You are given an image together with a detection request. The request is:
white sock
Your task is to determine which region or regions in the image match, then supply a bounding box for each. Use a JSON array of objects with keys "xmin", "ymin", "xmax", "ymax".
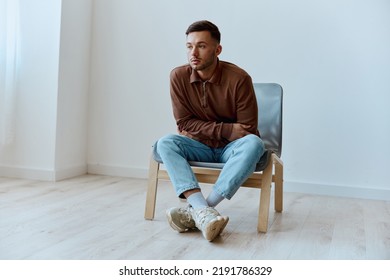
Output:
[
  {"xmin": 187, "ymin": 192, "xmax": 209, "ymax": 210},
  {"xmin": 206, "ymin": 190, "xmax": 225, "ymax": 207}
]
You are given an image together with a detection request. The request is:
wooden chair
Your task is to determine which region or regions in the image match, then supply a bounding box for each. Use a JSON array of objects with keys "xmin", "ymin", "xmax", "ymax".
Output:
[{"xmin": 144, "ymin": 83, "xmax": 283, "ymax": 233}]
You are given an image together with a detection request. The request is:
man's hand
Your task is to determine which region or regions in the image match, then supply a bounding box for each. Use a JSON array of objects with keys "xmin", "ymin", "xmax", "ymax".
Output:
[{"xmin": 228, "ymin": 123, "xmax": 252, "ymax": 141}]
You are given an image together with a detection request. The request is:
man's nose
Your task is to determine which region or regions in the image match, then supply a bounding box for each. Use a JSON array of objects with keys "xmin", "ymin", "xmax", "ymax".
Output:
[{"xmin": 191, "ymin": 47, "xmax": 199, "ymax": 56}]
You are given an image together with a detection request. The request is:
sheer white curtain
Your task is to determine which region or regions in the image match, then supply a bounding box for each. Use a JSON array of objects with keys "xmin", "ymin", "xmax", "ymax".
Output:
[{"xmin": 0, "ymin": 0, "xmax": 20, "ymax": 147}]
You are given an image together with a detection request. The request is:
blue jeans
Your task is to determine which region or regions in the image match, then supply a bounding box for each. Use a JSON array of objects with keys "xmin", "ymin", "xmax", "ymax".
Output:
[{"xmin": 155, "ymin": 134, "xmax": 265, "ymax": 200}]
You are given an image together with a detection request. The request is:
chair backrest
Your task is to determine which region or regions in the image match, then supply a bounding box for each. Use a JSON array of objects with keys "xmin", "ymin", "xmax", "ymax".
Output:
[{"xmin": 254, "ymin": 83, "xmax": 283, "ymax": 157}]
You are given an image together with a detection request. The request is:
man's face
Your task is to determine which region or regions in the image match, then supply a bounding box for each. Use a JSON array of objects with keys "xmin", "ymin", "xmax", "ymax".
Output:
[{"xmin": 186, "ymin": 31, "xmax": 222, "ymax": 72}]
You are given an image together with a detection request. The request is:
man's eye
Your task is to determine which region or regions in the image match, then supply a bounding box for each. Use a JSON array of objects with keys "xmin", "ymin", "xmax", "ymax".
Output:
[{"xmin": 199, "ymin": 45, "xmax": 206, "ymax": 49}]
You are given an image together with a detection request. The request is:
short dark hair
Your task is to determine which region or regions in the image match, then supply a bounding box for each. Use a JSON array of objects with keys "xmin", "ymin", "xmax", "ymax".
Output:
[{"xmin": 185, "ymin": 20, "xmax": 221, "ymax": 43}]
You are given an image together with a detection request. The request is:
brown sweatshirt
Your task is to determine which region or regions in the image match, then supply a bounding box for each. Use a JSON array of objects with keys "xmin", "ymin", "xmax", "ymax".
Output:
[{"xmin": 170, "ymin": 60, "xmax": 260, "ymax": 148}]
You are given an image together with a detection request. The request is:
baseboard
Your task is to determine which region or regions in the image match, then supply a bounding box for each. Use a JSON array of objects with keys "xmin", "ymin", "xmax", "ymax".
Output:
[
  {"xmin": 284, "ymin": 180, "xmax": 390, "ymax": 201},
  {"xmin": 54, "ymin": 164, "xmax": 88, "ymax": 181},
  {"xmin": 0, "ymin": 164, "xmax": 54, "ymax": 181},
  {"xmin": 87, "ymin": 163, "xmax": 148, "ymax": 179},
  {"xmin": 0, "ymin": 164, "xmax": 87, "ymax": 181}
]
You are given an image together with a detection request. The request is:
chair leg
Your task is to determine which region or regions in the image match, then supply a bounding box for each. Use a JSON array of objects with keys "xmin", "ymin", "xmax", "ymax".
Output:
[
  {"xmin": 273, "ymin": 155, "xmax": 283, "ymax": 213},
  {"xmin": 144, "ymin": 156, "xmax": 160, "ymax": 220},
  {"xmin": 257, "ymin": 159, "xmax": 273, "ymax": 233}
]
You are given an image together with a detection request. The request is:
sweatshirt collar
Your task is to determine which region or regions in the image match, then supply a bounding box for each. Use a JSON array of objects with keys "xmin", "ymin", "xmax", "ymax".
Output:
[{"xmin": 190, "ymin": 59, "xmax": 222, "ymax": 84}]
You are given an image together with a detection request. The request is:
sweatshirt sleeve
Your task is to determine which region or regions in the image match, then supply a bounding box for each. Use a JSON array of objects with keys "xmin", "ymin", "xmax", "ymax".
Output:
[{"xmin": 236, "ymin": 75, "xmax": 259, "ymax": 134}]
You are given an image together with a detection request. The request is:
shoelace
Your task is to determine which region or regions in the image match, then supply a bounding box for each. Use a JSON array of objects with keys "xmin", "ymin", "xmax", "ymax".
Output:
[
  {"xmin": 178, "ymin": 207, "xmax": 193, "ymax": 223},
  {"xmin": 195, "ymin": 207, "xmax": 217, "ymax": 228}
]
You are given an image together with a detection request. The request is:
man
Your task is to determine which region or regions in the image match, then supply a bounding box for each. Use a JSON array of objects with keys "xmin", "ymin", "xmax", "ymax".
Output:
[{"xmin": 155, "ymin": 20, "xmax": 265, "ymax": 242}]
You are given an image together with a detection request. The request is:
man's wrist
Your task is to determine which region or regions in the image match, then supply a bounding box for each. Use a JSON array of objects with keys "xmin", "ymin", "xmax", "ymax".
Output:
[{"xmin": 221, "ymin": 123, "xmax": 233, "ymax": 140}]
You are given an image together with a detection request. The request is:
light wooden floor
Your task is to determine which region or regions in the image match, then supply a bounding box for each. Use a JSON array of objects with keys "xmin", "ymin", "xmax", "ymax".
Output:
[{"xmin": 0, "ymin": 174, "xmax": 389, "ymax": 260}]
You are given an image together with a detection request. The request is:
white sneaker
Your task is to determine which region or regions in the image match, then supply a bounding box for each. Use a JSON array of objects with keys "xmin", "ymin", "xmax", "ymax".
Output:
[
  {"xmin": 190, "ymin": 207, "xmax": 229, "ymax": 241},
  {"xmin": 166, "ymin": 206, "xmax": 196, "ymax": 233}
]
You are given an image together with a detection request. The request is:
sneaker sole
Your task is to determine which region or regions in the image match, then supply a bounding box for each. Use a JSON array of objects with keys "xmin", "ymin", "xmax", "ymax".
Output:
[{"xmin": 204, "ymin": 216, "xmax": 229, "ymax": 242}]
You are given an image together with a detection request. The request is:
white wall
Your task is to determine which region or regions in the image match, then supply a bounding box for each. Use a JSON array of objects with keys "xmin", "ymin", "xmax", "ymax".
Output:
[
  {"xmin": 0, "ymin": 0, "xmax": 62, "ymax": 179},
  {"xmin": 88, "ymin": 0, "xmax": 390, "ymax": 200},
  {"xmin": 88, "ymin": 0, "xmax": 178, "ymax": 177},
  {"xmin": 0, "ymin": 0, "xmax": 92, "ymax": 180},
  {"xmin": 55, "ymin": 0, "xmax": 92, "ymax": 180},
  {"xmin": 0, "ymin": 0, "xmax": 6, "ymax": 131}
]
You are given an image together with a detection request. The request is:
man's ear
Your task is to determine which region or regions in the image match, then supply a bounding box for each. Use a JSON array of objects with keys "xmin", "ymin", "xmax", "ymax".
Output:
[{"xmin": 216, "ymin": 44, "xmax": 222, "ymax": 56}]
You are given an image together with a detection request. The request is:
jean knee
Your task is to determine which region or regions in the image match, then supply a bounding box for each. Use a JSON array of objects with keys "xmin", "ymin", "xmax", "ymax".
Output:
[
  {"xmin": 244, "ymin": 135, "xmax": 265, "ymax": 158},
  {"xmin": 155, "ymin": 134, "xmax": 178, "ymax": 154},
  {"xmin": 246, "ymin": 134, "xmax": 264, "ymax": 148},
  {"xmin": 157, "ymin": 134, "xmax": 176, "ymax": 147}
]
